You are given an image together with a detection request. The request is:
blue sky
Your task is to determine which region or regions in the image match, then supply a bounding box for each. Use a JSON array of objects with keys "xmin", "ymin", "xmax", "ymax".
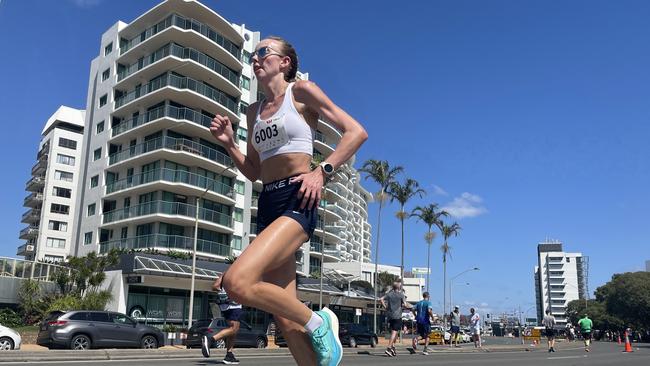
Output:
[{"xmin": 1, "ymin": 0, "xmax": 650, "ymax": 317}]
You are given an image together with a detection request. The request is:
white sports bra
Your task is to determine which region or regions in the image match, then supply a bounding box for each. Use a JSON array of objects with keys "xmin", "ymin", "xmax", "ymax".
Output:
[{"xmin": 251, "ymin": 82, "xmax": 314, "ymax": 162}]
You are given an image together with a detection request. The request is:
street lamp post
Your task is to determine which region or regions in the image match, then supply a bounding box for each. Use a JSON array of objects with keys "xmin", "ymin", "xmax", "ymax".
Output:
[
  {"xmin": 448, "ymin": 267, "xmax": 479, "ymax": 313},
  {"xmin": 449, "ymin": 282, "xmax": 470, "ymax": 313},
  {"xmin": 188, "ymin": 186, "xmax": 210, "ymax": 329}
]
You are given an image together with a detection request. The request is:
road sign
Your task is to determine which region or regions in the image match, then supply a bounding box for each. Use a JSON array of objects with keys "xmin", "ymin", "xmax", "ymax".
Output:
[{"xmin": 411, "ymin": 267, "xmax": 430, "ymax": 275}]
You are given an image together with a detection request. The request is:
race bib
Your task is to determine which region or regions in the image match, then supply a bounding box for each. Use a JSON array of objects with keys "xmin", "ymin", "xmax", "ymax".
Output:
[{"xmin": 253, "ymin": 114, "xmax": 289, "ymax": 152}]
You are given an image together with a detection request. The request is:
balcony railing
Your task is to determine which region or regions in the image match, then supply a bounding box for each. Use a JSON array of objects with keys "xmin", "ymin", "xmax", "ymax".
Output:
[
  {"xmin": 22, "ymin": 209, "xmax": 41, "ymax": 221},
  {"xmin": 118, "ymin": 42, "xmax": 240, "ymax": 87},
  {"xmin": 103, "ymin": 200, "xmax": 233, "ymax": 228},
  {"xmin": 99, "ymin": 234, "xmax": 232, "ymax": 257},
  {"xmin": 251, "ymin": 197, "xmax": 259, "ymax": 207},
  {"xmin": 315, "ymin": 131, "xmax": 336, "ymax": 150},
  {"xmin": 114, "ymin": 73, "xmax": 238, "ymax": 114},
  {"xmin": 26, "ymin": 176, "xmax": 45, "ymax": 189},
  {"xmin": 19, "ymin": 226, "xmax": 39, "ymax": 238},
  {"xmin": 109, "ymin": 135, "xmax": 232, "ymax": 167},
  {"xmin": 113, "ymin": 104, "xmax": 213, "ymax": 137},
  {"xmin": 106, "ymin": 168, "xmax": 234, "ymax": 199},
  {"xmin": 120, "ymin": 14, "xmax": 241, "ymax": 61},
  {"xmin": 24, "ymin": 193, "xmax": 44, "ymax": 206},
  {"xmin": 250, "ymin": 223, "xmax": 258, "ymax": 235}
]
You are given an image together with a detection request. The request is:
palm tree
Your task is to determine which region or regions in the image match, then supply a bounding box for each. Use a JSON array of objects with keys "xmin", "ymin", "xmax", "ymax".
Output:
[
  {"xmin": 388, "ymin": 178, "xmax": 426, "ymax": 280},
  {"xmin": 438, "ymin": 221, "xmax": 461, "ymax": 322},
  {"xmin": 411, "ymin": 204, "xmax": 448, "ymax": 293},
  {"xmin": 359, "ymin": 159, "xmax": 403, "ymax": 334}
]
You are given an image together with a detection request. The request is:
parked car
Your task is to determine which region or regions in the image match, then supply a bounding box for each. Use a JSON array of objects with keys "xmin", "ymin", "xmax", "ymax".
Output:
[
  {"xmin": 0, "ymin": 324, "xmax": 21, "ymax": 350},
  {"xmin": 275, "ymin": 323, "xmax": 377, "ymax": 348},
  {"xmin": 184, "ymin": 318, "xmax": 268, "ymax": 349},
  {"xmin": 37, "ymin": 310, "xmax": 164, "ymax": 350},
  {"xmin": 428, "ymin": 326, "xmax": 451, "ymax": 345}
]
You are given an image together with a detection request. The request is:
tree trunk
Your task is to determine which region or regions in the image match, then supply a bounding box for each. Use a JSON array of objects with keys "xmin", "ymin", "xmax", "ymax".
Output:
[
  {"xmin": 373, "ymin": 197, "xmax": 384, "ymax": 335},
  {"xmin": 443, "ymin": 246, "xmax": 447, "ymax": 326},
  {"xmin": 426, "ymin": 229, "xmax": 431, "ymax": 294},
  {"xmin": 400, "ymin": 206, "xmax": 405, "ymax": 281}
]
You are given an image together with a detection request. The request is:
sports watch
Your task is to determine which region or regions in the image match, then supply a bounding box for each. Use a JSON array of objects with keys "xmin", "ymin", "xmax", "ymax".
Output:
[{"xmin": 319, "ymin": 161, "xmax": 335, "ymax": 176}]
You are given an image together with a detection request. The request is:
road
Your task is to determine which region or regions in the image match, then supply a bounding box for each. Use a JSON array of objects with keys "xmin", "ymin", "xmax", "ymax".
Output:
[{"xmin": 2, "ymin": 342, "xmax": 647, "ymax": 365}]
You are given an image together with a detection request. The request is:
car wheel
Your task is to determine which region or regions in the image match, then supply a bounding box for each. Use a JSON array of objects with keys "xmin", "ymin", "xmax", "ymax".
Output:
[
  {"xmin": 256, "ymin": 337, "xmax": 267, "ymax": 349},
  {"xmin": 349, "ymin": 337, "xmax": 358, "ymax": 348},
  {"xmin": 213, "ymin": 339, "xmax": 225, "ymax": 349},
  {"xmin": 0, "ymin": 337, "xmax": 14, "ymax": 351},
  {"xmin": 70, "ymin": 335, "xmax": 91, "ymax": 350},
  {"xmin": 141, "ymin": 335, "xmax": 158, "ymax": 349},
  {"xmin": 129, "ymin": 306, "xmax": 145, "ymax": 319},
  {"xmin": 370, "ymin": 336, "xmax": 378, "ymax": 348}
]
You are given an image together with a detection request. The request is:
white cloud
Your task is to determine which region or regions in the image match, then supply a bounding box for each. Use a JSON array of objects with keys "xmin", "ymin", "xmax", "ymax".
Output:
[
  {"xmin": 432, "ymin": 184, "xmax": 448, "ymax": 196},
  {"xmin": 442, "ymin": 192, "xmax": 488, "ymax": 219},
  {"xmin": 71, "ymin": 0, "xmax": 102, "ymax": 7}
]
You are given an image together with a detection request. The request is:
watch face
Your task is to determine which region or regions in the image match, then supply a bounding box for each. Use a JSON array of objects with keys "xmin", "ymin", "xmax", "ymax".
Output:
[{"xmin": 322, "ymin": 163, "xmax": 334, "ymax": 174}]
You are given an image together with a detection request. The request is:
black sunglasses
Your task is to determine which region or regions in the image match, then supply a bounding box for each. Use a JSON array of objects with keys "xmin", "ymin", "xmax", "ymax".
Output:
[{"xmin": 248, "ymin": 46, "xmax": 283, "ymax": 64}]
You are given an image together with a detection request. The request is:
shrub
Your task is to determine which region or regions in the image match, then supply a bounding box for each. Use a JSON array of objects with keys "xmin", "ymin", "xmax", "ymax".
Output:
[{"xmin": 0, "ymin": 308, "xmax": 23, "ymax": 328}]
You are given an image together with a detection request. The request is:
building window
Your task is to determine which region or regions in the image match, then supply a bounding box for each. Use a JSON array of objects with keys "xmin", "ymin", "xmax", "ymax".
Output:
[
  {"xmin": 104, "ymin": 42, "xmax": 113, "ymax": 56},
  {"xmin": 232, "ymin": 235, "xmax": 242, "ymax": 250},
  {"xmin": 93, "ymin": 148, "xmax": 102, "ymax": 161},
  {"xmin": 96, "ymin": 121, "xmax": 105, "ymax": 134},
  {"xmin": 56, "ymin": 154, "xmax": 75, "ymax": 166},
  {"xmin": 58, "ymin": 137, "xmax": 77, "ymax": 150},
  {"xmin": 87, "ymin": 203, "xmax": 96, "ymax": 216},
  {"xmin": 236, "ymin": 127, "xmax": 247, "ymax": 142},
  {"xmin": 50, "ymin": 203, "xmax": 70, "ymax": 215},
  {"xmin": 241, "ymin": 50, "xmax": 251, "ymax": 63},
  {"xmin": 46, "ymin": 237, "xmax": 66, "ymax": 248},
  {"xmin": 54, "ymin": 170, "xmax": 73, "ymax": 182},
  {"xmin": 99, "ymin": 94, "xmax": 107, "ymax": 107},
  {"xmin": 52, "ymin": 186, "xmax": 72, "ymax": 198},
  {"xmin": 234, "ymin": 180, "xmax": 245, "ymax": 195},
  {"xmin": 566, "ymin": 257, "xmax": 571, "ymax": 263},
  {"xmin": 90, "ymin": 175, "xmax": 99, "ymax": 188},
  {"xmin": 102, "ymin": 68, "xmax": 110, "ymax": 81},
  {"xmin": 234, "ymin": 208, "xmax": 243, "ymax": 222},
  {"xmin": 84, "ymin": 232, "xmax": 93, "ymax": 245},
  {"xmin": 239, "ymin": 101, "xmax": 249, "ymax": 115},
  {"xmin": 48, "ymin": 220, "xmax": 68, "ymax": 232},
  {"xmin": 240, "ymin": 76, "xmax": 250, "ymax": 90}
]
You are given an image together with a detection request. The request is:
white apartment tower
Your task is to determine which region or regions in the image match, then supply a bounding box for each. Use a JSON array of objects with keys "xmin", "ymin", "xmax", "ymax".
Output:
[
  {"xmin": 12, "ymin": 0, "xmax": 373, "ymax": 277},
  {"xmin": 19, "ymin": 106, "xmax": 85, "ymax": 262},
  {"xmin": 534, "ymin": 240, "xmax": 588, "ymax": 325}
]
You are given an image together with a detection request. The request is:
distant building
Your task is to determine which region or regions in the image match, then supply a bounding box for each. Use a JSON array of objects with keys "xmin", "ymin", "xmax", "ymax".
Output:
[{"xmin": 534, "ymin": 240, "xmax": 588, "ymax": 326}]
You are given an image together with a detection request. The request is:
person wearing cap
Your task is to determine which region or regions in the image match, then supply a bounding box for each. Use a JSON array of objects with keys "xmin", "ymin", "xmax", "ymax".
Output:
[{"xmin": 449, "ymin": 305, "xmax": 461, "ymax": 347}]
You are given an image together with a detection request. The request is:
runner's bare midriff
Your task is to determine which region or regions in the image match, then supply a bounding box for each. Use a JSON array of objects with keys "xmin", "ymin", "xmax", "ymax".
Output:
[{"xmin": 260, "ymin": 152, "xmax": 312, "ymax": 183}]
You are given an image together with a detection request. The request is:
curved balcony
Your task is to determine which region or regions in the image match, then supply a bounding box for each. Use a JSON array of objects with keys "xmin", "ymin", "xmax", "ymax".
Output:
[
  {"xmin": 114, "ymin": 73, "xmax": 239, "ymax": 123},
  {"xmin": 324, "ymin": 186, "xmax": 346, "ymax": 203},
  {"xmin": 108, "ymin": 136, "xmax": 234, "ymax": 176},
  {"xmin": 314, "ymin": 131, "xmax": 336, "ymax": 155},
  {"xmin": 120, "ymin": 13, "xmax": 242, "ymax": 71},
  {"xmin": 317, "ymin": 119, "xmax": 342, "ymax": 139},
  {"xmin": 105, "ymin": 168, "xmax": 235, "ymax": 205},
  {"xmin": 250, "ymin": 196, "xmax": 259, "ymax": 214},
  {"xmin": 103, "ymin": 200, "xmax": 234, "ymax": 233},
  {"xmin": 19, "ymin": 226, "xmax": 39, "ymax": 240},
  {"xmin": 111, "ymin": 104, "xmax": 224, "ymax": 145},
  {"xmin": 117, "ymin": 42, "xmax": 240, "ymax": 98},
  {"xmin": 99, "ymin": 234, "xmax": 233, "ymax": 259}
]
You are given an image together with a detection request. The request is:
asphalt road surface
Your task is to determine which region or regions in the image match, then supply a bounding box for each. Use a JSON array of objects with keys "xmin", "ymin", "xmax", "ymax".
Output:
[{"xmin": 2, "ymin": 342, "xmax": 648, "ymax": 365}]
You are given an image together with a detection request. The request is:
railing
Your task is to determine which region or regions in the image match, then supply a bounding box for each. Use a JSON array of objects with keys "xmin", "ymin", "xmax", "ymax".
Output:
[
  {"xmin": 114, "ymin": 73, "xmax": 238, "ymax": 114},
  {"xmin": 112, "ymin": 104, "xmax": 214, "ymax": 137},
  {"xmin": 118, "ymin": 42, "xmax": 240, "ymax": 87},
  {"xmin": 106, "ymin": 168, "xmax": 234, "ymax": 199},
  {"xmin": 120, "ymin": 14, "xmax": 241, "ymax": 61},
  {"xmin": 21, "ymin": 209, "xmax": 41, "ymax": 221},
  {"xmin": 31, "ymin": 158, "xmax": 47, "ymax": 175},
  {"xmin": 315, "ymin": 131, "xmax": 336, "ymax": 150},
  {"xmin": 108, "ymin": 135, "xmax": 232, "ymax": 167},
  {"xmin": 99, "ymin": 234, "xmax": 232, "ymax": 257},
  {"xmin": 310, "ymin": 242, "xmax": 322, "ymax": 253},
  {"xmin": 250, "ymin": 223, "xmax": 258, "ymax": 235},
  {"xmin": 26, "ymin": 176, "xmax": 45, "ymax": 187},
  {"xmin": 19, "ymin": 226, "xmax": 39, "ymax": 237},
  {"xmin": 23, "ymin": 193, "xmax": 43, "ymax": 206},
  {"xmin": 103, "ymin": 200, "xmax": 234, "ymax": 228},
  {"xmin": 251, "ymin": 197, "xmax": 259, "ymax": 207},
  {"xmin": 0, "ymin": 256, "xmax": 70, "ymax": 281}
]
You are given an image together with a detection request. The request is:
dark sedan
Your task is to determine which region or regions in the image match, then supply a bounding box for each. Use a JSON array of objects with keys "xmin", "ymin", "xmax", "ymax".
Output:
[
  {"xmin": 37, "ymin": 311, "xmax": 164, "ymax": 350},
  {"xmin": 184, "ymin": 318, "xmax": 268, "ymax": 349},
  {"xmin": 275, "ymin": 323, "xmax": 377, "ymax": 348}
]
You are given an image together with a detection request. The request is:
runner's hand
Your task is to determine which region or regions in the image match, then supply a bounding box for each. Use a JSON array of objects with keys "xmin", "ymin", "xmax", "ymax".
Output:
[
  {"xmin": 211, "ymin": 276, "xmax": 223, "ymax": 292},
  {"xmin": 210, "ymin": 115, "xmax": 235, "ymax": 146},
  {"xmin": 290, "ymin": 169, "xmax": 325, "ymax": 210}
]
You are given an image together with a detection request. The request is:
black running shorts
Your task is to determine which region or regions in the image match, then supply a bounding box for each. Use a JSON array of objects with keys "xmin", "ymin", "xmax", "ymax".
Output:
[{"xmin": 257, "ymin": 176, "xmax": 318, "ymax": 238}]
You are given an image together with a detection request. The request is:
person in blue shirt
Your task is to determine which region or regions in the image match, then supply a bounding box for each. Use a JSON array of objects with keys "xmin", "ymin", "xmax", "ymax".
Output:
[{"xmin": 411, "ymin": 292, "xmax": 434, "ymax": 355}]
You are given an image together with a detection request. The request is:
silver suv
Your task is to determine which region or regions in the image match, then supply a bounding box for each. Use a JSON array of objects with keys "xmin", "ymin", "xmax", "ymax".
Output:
[{"xmin": 37, "ymin": 310, "xmax": 164, "ymax": 350}]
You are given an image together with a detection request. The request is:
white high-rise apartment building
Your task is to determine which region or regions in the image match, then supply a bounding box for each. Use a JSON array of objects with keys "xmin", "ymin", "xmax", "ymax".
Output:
[
  {"xmin": 19, "ymin": 106, "xmax": 85, "ymax": 263},
  {"xmin": 534, "ymin": 240, "xmax": 588, "ymax": 325},
  {"xmin": 17, "ymin": 0, "xmax": 371, "ymax": 278}
]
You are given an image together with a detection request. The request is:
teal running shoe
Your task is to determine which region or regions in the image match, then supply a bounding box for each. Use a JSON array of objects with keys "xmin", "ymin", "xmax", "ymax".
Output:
[{"xmin": 309, "ymin": 307, "xmax": 343, "ymax": 366}]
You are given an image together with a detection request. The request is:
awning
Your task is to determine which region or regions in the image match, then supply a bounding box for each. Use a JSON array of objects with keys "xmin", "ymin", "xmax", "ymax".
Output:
[{"xmin": 133, "ymin": 256, "xmax": 222, "ymax": 280}]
